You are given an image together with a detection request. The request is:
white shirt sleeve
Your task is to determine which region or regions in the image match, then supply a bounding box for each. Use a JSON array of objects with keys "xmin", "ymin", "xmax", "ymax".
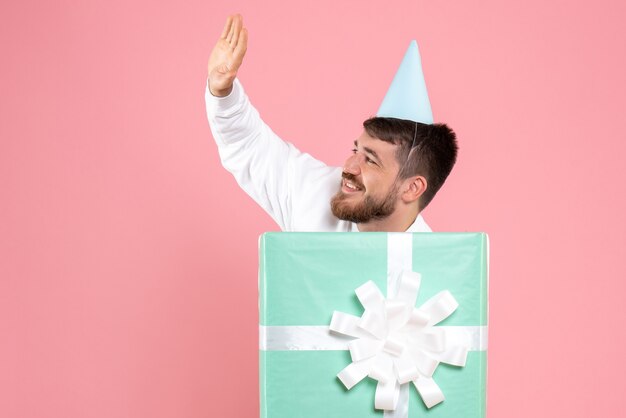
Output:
[{"xmin": 205, "ymin": 79, "xmax": 334, "ymax": 231}]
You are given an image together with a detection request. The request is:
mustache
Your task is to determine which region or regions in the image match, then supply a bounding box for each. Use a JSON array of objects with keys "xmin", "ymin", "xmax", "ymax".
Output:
[{"xmin": 341, "ymin": 172, "xmax": 364, "ymax": 190}]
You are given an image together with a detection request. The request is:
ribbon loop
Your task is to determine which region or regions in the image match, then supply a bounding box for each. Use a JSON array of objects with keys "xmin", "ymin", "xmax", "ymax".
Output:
[
  {"xmin": 355, "ymin": 280, "xmax": 385, "ymax": 311},
  {"xmin": 394, "ymin": 271, "xmax": 421, "ymax": 307},
  {"xmin": 369, "ymin": 355, "xmax": 394, "ymax": 383},
  {"xmin": 394, "ymin": 352, "xmax": 420, "ymax": 384},
  {"xmin": 375, "ymin": 380, "xmax": 400, "ymax": 411},
  {"xmin": 383, "ymin": 336, "xmax": 404, "ymax": 357},
  {"xmin": 414, "ymin": 377, "xmax": 445, "ymax": 408},
  {"xmin": 410, "ymin": 349, "xmax": 439, "ymax": 377},
  {"xmin": 385, "ymin": 300, "xmax": 410, "ymax": 332},
  {"xmin": 406, "ymin": 308, "xmax": 430, "ymax": 329},
  {"xmin": 330, "ymin": 311, "xmax": 362, "ymax": 337},
  {"xmin": 338, "ymin": 360, "xmax": 372, "ymax": 389},
  {"xmin": 358, "ymin": 310, "xmax": 388, "ymax": 339},
  {"xmin": 349, "ymin": 338, "xmax": 384, "ymax": 362},
  {"xmin": 420, "ymin": 290, "xmax": 459, "ymax": 326}
]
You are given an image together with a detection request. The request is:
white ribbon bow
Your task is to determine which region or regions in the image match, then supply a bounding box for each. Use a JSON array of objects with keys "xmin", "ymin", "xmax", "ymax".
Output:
[{"xmin": 329, "ymin": 271, "xmax": 469, "ymax": 411}]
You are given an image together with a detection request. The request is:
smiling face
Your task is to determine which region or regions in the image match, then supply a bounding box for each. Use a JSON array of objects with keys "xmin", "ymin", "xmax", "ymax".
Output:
[{"xmin": 330, "ymin": 131, "xmax": 402, "ymax": 223}]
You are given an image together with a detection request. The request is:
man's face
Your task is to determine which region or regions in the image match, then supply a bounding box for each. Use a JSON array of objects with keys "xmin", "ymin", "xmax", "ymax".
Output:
[{"xmin": 331, "ymin": 131, "xmax": 402, "ymax": 223}]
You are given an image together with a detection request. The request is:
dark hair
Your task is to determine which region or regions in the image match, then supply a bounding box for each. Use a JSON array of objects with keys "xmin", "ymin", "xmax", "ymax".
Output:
[{"xmin": 363, "ymin": 117, "xmax": 458, "ymax": 211}]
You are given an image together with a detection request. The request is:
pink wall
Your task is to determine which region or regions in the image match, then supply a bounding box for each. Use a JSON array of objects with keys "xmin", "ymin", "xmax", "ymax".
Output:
[{"xmin": 2, "ymin": 1, "xmax": 625, "ymax": 417}]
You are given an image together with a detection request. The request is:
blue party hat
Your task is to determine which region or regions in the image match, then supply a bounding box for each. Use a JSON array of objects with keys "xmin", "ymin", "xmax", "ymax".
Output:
[{"xmin": 376, "ymin": 40, "xmax": 433, "ymax": 124}]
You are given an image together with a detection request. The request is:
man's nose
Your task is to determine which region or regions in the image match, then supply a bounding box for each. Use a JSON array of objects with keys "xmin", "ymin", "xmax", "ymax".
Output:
[{"xmin": 343, "ymin": 153, "xmax": 362, "ymax": 175}]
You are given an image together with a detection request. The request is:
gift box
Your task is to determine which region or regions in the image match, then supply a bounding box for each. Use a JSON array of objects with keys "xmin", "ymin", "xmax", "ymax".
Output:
[{"xmin": 259, "ymin": 232, "xmax": 488, "ymax": 418}]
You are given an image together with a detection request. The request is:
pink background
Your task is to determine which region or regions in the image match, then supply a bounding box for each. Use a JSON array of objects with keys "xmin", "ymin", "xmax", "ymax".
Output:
[{"xmin": 2, "ymin": 0, "xmax": 625, "ymax": 417}]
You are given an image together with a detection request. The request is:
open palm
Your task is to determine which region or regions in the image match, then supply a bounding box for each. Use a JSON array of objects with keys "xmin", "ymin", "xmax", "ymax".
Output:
[{"xmin": 208, "ymin": 14, "xmax": 248, "ymax": 97}]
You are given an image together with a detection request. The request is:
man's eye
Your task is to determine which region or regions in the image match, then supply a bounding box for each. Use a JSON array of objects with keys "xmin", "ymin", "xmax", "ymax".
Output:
[{"xmin": 352, "ymin": 149, "xmax": 377, "ymax": 165}]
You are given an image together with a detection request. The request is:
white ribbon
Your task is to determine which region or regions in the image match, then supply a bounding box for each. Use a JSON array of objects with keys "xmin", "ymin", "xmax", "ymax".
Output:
[
  {"xmin": 330, "ymin": 273, "xmax": 469, "ymax": 412},
  {"xmin": 260, "ymin": 325, "xmax": 486, "ymax": 352},
  {"xmin": 259, "ymin": 233, "xmax": 486, "ymax": 417}
]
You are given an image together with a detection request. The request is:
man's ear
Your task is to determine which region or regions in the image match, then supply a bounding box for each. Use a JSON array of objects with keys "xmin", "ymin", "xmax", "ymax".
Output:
[{"xmin": 400, "ymin": 176, "xmax": 427, "ymax": 204}]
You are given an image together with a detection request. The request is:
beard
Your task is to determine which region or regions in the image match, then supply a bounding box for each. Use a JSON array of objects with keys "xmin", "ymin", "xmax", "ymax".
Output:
[{"xmin": 330, "ymin": 173, "xmax": 399, "ymax": 224}]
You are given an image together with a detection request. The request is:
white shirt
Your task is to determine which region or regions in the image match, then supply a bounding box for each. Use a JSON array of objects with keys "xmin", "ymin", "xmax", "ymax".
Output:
[{"xmin": 205, "ymin": 79, "xmax": 431, "ymax": 233}]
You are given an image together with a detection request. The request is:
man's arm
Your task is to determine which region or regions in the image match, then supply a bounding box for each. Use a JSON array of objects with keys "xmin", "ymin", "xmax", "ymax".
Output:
[{"xmin": 206, "ymin": 15, "xmax": 334, "ymax": 231}]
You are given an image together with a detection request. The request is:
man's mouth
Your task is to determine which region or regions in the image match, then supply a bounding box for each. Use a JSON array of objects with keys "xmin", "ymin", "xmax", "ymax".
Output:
[{"xmin": 342, "ymin": 178, "xmax": 364, "ymax": 193}]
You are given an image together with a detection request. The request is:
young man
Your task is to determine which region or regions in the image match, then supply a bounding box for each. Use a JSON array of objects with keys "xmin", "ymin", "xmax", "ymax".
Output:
[{"xmin": 206, "ymin": 14, "xmax": 458, "ymax": 232}]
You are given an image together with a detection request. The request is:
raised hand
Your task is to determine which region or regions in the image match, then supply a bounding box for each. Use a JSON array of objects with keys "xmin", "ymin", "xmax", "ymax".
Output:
[{"xmin": 208, "ymin": 14, "xmax": 248, "ymax": 97}]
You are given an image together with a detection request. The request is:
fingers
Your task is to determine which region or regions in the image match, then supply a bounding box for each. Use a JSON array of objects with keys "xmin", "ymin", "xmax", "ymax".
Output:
[
  {"xmin": 220, "ymin": 15, "xmax": 232, "ymax": 39},
  {"xmin": 226, "ymin": 13, "xmax": 241, "ymax": 44},
  {"xmin": 232, "ymin": 27, "xmax": 248, "ymax": 67},
  {"xmin": 230, "ymin": 14, "xmax": 243, "ymax": 47}
]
